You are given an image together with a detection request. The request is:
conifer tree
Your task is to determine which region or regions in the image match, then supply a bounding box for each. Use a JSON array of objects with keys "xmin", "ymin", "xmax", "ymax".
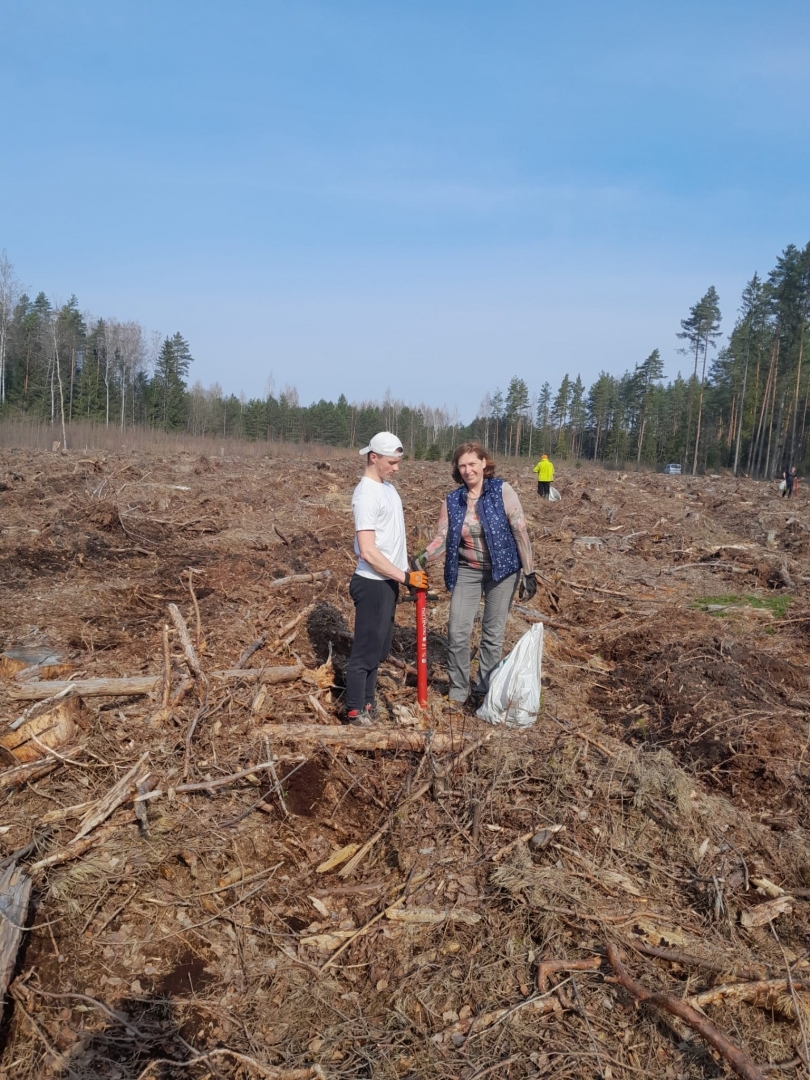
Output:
[
  {"xmin": 677, "ymin": 287, "xmax": 722, "ymax": 474},
  {"xmin": 151, "ymin": 332, "xmax": 192, "ymax": 431},
  {"xmin": 505, "ymin": 376, "xmax": 529, "ymax": 455}
]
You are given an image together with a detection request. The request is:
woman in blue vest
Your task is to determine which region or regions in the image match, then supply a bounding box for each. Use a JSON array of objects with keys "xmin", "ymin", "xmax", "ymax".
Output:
[{"xmin": 414, "ymin": 441, "xmax": 536, "ymax": 706}]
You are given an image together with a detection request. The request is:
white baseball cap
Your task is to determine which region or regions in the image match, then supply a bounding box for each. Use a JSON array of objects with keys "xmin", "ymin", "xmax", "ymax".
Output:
[{"xmin": 359, "ymin": 432, "xmax": 403, "ymax": 457}]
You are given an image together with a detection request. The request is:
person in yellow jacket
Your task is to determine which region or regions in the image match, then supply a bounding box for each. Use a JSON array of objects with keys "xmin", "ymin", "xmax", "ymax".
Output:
[{"xmin": 532, "ymin": 454, "xmax": 554, "ymax": 499}]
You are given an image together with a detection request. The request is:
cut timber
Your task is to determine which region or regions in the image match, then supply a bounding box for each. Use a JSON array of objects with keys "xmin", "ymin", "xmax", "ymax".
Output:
[
  {"xmin": 0, "ymin": 757, "xmax": 62, "ymax": 791},
  {"xmin": 0, "ymin": 646, "xmax": 73, "ymax": 682},
  {"xmin": 8, "ymin": 665, "xmax": 306, "ymax": 701},
  {"xmin": 386, "ymin": 906, "xmax": 481, "ymax": 925},
  {"xmin": 244, "ymin": 663, "xmax": 304, "ymax": 685},
  {"xmin": 0, "ymin": 697, "xmax": 81, "ymax": 763},
  {"xmin": 266, "ymin": 570, "xmax": 331, "ymax": 590},
  {"xmin": 258, "ymin": 724, "xmax": 464, "ymax": 752},
  {"xmin": 8, "ymin": 676, "xmax": 161, "ymax": 701},
  {"xmin": 0, "ymin": 864, "xmax": 31, "ymax": 1003}
]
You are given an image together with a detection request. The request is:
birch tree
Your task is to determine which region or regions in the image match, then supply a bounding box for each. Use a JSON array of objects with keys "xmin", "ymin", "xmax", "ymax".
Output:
[{"xmin": 0, "ymin": 251, "xmax": 21, "ymax": 405}]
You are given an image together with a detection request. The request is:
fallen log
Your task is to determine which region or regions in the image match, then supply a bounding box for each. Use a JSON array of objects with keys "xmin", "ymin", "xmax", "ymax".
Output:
[
  {"xmin": 0, "ymin": 757, "xmax": 62, "ymax": 791},
  {"xmin": 0, "ymin": 865, "xmax": 32, "ymax": 1003},
  {"xmin": 239, "ymin": 663, "xmax": 304, "ymax": 685},
  {"xmin": 7, "ymin": 665, "xmax": 305, "ymax": 701},
  {"xmin": 606, "ymin": 942, "xmax": 766, "ymax": 1080},
  {"xmin": 258, "ymin": 724, "xmax": 464, "ymax": 752},
  {"xmin": 266, "ymin": 570, "xmax": 331, "ymax": 590},
  {"xmin": 8, "ymin": 676, "xmax": 162, "ymax": 701}
]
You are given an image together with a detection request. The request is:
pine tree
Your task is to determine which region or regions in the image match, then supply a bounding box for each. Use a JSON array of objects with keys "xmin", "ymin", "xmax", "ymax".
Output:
[
  {"xmin": 58, "ymin": 297, "xmax": 86, "ymax": 423},
  {"xmin": 727, "ymin": 274, "xmax": 767, "ymax": 474},
  {"xmin": 630, "ymin": 349, "xmax": 664, "ymax": 466},
  {"xmin": 677, "ymin": 287, "xmax": 722, "ymax": 473},
  {"xmin": 568, "ymin": 375, "xmax": 586, "ymax": 459},
  {"xmin": 536, "ymin": 383, "xmax": 551, "ymax": 454},
  {"xmin": 586, "ymin": 373, "xmax": 615, "ymax": 461},
  {"xmin": 505, "ymin": 377, "xmax": 529, "ymax": 455},
  {"xmin": 551, "ymin": 375, "xmax": 571, "ymax": 455}
]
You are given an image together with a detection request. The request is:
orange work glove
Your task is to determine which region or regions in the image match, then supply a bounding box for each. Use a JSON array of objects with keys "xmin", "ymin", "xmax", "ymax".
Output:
[{"xmin": 404, "ymin": 569, "xmax": 429, "ymax": 590}]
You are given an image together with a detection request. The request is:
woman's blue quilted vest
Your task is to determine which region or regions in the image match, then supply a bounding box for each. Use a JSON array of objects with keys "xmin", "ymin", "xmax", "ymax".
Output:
[{"xmin": 444, "ymin": 477, "xmax": 521, "ymax": 591}]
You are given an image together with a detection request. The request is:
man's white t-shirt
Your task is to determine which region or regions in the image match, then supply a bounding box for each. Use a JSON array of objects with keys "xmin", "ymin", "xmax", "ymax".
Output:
[{"xmin": 352, "ymin": 477, "xmax": 408, "ymax": 581}]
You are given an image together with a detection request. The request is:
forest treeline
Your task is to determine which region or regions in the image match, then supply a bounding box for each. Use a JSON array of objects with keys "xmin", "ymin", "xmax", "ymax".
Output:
[{"xmin": 1, "ymin": 242, "xmax": 809, "ymax": 475}]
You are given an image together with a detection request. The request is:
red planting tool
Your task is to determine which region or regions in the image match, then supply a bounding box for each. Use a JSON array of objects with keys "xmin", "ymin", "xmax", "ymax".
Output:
[
  {"xmin": 401, "ymin": 586, "xmax": 437, "ymax": 709},
  {"xmin": 415, "ymin": 586, "xmax": 428, "ymax": 708}
]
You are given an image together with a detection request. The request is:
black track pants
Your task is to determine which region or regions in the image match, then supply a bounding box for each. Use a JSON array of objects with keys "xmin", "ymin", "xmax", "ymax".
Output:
[{"xmin": 346, "ymin": 574, "xmax": 398, "ymax": 711}]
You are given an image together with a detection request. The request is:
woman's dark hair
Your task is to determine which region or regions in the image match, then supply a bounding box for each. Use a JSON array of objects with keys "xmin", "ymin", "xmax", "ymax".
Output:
[{"xmin": 451, "ymin": 441, "xmax": 496, "ymax": 486}]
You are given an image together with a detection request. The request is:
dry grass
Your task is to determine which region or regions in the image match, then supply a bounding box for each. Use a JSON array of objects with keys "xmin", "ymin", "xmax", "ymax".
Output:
[{"xmin": 0, "ymin": 418, "xmax": 357, "ymax": 460}]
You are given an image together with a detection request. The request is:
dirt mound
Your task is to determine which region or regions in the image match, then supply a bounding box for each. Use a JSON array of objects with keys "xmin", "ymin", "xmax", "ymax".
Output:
[{"xmin": 592, "ymin": 611, "xmax": 810, "ymax": 816}]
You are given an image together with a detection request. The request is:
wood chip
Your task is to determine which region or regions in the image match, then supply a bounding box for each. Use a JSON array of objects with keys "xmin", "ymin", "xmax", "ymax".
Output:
[
  {"xmin": 740, "ymin": 894, "xmax": 793, "ymax": 928},
  {"xmin": 316, "ymin": 844, "xmax": 360, "ymax": 873}
]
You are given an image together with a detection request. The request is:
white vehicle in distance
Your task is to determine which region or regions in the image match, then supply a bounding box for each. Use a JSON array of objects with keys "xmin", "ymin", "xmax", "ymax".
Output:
[{"xmin": 663, "ymin": 463, "xmax": 682, "ymax": 475}]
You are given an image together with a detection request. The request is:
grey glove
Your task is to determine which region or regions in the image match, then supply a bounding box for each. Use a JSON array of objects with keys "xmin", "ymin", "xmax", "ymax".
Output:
[
  {"xmin": 409, "ymin": 552, "xmax": 427, "ymax": 571},
  {"xmin": 519, "ymin": 572, "xmax": 537, "ymax": 601}
]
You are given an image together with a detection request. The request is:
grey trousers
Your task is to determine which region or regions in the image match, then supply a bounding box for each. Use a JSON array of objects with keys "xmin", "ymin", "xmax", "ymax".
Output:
[{"xmin": 447, "ymin": 566, "xmax": 519, "ymax": 702}]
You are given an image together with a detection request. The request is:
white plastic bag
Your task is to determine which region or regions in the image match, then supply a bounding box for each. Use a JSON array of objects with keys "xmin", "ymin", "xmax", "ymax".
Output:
[
  {"xmin": 549, "ymin": 486, "xmax": 561, "ymax": 501},
  {"xmin": 779, "ymin": 479, "xmax": 787, "ymax": 492},
  {"xmin": 476, "ymin": 623, "xmax": 544, "ymax": 728}
]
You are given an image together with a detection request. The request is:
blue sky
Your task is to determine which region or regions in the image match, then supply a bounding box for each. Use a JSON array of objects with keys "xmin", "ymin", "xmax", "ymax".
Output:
[{"xmin": 3, "ymin": 0, "xmax": 810, "ymax": 418}]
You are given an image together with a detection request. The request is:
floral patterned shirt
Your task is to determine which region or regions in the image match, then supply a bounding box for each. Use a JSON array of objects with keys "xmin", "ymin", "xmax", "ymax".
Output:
[{"xmin": 423, "ymin": 482, "xmax": 533, "ymax": 574}]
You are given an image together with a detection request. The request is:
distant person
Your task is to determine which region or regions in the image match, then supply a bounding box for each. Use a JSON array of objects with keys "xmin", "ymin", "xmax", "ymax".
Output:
[
  {"xmin": 346, "ymin": 432, "xmax": 428, "ymax": 725},
  {"xmin": 782, "ymin": 466, "xmax": 795, "ymax": 499},
  {"xmin": 791, "ymin": 466, "xmax": 799, "ymax": 498},
  {"xmin": 532, "ymin": 454, "xmax": 554, "ymax": 499},
  {"xmin": 413, "ymin": 441, "xmax": 535, "ymax": 707}
]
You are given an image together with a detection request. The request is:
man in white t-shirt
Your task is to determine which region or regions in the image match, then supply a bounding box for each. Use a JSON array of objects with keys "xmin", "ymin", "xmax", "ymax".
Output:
[{"xmin": 346, "ymin": 432, "xmax": 428, "ymax": 725}]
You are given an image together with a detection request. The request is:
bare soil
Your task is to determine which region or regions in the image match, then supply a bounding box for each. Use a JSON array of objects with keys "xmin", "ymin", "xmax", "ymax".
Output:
[{"xmin": 2, "ymin": 447, "xmax": 810, "ymax": 1080}]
